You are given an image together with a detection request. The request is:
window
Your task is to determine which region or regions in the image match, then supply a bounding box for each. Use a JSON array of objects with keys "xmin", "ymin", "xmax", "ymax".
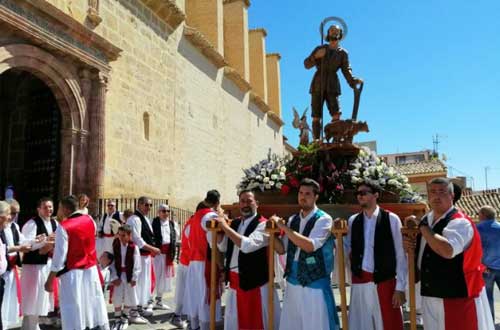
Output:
[{"xmin": 143, "ymin": 112, "xmax": 150, "ymax": 141}]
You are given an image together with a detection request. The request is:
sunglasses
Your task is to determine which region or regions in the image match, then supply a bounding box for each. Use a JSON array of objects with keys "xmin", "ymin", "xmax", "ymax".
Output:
[
  {"xmin": 356, "ymin": 190, "xmax": 373, "ymax": 196},
  {"xmin": 107, "ymin": 205, "xmax": 115, "ymax": 207},
  {"xmin": 144, "ymin": 203, "xmax": 153, "ymax": 207},
  {"xmin": 160, "ymin": 210, "xmax": 170, "ymax": 213}
]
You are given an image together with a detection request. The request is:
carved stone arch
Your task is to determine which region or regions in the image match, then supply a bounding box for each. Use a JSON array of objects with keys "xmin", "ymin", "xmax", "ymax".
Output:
[
  {"xmin": 0, "ymin": 43, "xmax": 90, "ymax": 197},
  {"xmin": 0, "ymin": 44, "xmax": 86, "ymax": 131}
]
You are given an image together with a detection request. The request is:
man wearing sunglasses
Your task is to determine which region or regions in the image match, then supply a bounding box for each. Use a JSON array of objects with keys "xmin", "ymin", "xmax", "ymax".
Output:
[
  {"xmin": 152, "ymin": 204, "xmax": 179, "ymax": 310},
  {"xmin": 97, "ymin": 200, "xmax": 121, "ymax": 256},
  {"xmin": 126, "ymin": 196, "xmax": 161, "ymax": 317},
  {"xmin": 345, "ymin": 180, "xmax": 407, "ymax": 330}
]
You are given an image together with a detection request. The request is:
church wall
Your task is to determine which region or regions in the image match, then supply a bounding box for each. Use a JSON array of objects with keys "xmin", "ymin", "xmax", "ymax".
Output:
[{"xmin": 36, "ymin": 0, "xmax": 284, "ymax": 209}]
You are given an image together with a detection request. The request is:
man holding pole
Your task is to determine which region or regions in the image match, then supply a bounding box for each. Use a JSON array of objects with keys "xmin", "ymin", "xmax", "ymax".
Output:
[
  {"xmin": 272, "ymin": 178, "xmax": 338, "ymax": 330},
  {"xmin": 345, "ymin": 180, "xmax": 407, "ymax": 330},
  {"xmin": 183, "ymin": 190, "xmax": 222, "ymax": 330},
  {"xmin": 405, "ymin": 178, "xmax": 494, "ymax": 330},
  {"xmin": 216, "ymin": 189, "xmax": 280, "ymax": 330}
]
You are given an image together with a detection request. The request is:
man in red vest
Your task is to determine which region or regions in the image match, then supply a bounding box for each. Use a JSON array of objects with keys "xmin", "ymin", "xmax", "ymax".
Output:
[
  {"xmin": 405, "ymin": 177, "xmax": 495, "ymax": 330},
  {"xmin": 183, "ymin": 190, "xmax": 222, "ymax": 330},
  {"xmin": 44, "ymin": 195, "xmax": 109, "ymax": 330}
]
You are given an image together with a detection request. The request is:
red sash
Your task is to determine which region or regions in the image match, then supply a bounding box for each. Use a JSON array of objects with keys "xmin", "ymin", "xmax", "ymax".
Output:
[
  {"xmin": 151, "ymin": 260, "xmax": 156, "ymax": 294},
  {"xmin": 161, "ymin": 244, "xmax": 175, "ymax": 277},
  {"xmin": 103, "ymin": 233, "xmax": 114, "ymax": 238},
  {"xmin": 7, "ymin": 256, "xmax": 22, "ymax": 315},
  {"xmin": 229, "ymin": 271, "xmax": 264, "ymax": 330},
  {"xmin": 352, "ymin": 270, "xmax": 403, "ymax": 330}
]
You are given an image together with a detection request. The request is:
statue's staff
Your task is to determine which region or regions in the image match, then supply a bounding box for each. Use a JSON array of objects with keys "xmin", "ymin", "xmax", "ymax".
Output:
[
  {"xmin": 401, "ymin": 216, "xmax": 420, "ymax": 330},
  {"xmin": 265, "ymin": 217, "xmax": 286, "ymax": 329},
  {"xmin": 332, "ymin": 218, "xmax": 349, "ymax": 330}
]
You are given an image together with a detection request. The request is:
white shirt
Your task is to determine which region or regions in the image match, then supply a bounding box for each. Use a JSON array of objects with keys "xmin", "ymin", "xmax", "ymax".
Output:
[
  {"xmin": 3, "ymin": 222, "xmax": 25, "ymax": 256},
  {"xmin": 417, "ymin": 206, "xmax": 474, "ymax": 268},
  {"xmin": 282, "ymin": 206, "xmax": 333, "ymax": 261},
  {"xmin": 100, "ymin": 213, "xmax": 119, "ymax": 235},
  {"xmin": 158, "ymin": 218, "xmax": 180, "ymax": 245},
  {"xmin": 51, "ymin": 213, "xmax": 97, "ymax": 273},
  {"xmin": 110, "ymin": 242, "xmax": 141, "ymax": 282},
  {"xmin": 217, "ymin": 214, "xmax": 269, "ymax": 273},
  {"xmin": 202, "ymin": 211, "xmax": 220, "ymax": 249},
  {"xmin": 345, "ymin": 206, "xmax": 408, "ymax": 291},
  {"xmin": 127, "ymin": 212, "xmax": 153, "ymax": 249},
  {"xmin": 22, "ymin": 216, "xmax": 56, "ymax": 251}
]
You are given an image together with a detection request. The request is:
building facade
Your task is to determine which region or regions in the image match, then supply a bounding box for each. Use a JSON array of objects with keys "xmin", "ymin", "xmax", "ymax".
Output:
[{"xmin": 0, "ymin": 0, "xmax": 285, "ymax": 214}]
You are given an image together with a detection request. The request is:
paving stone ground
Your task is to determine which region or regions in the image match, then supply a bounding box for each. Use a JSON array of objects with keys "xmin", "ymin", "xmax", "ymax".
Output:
[{"xmin": 9, "ymin": 282, "xmax": 500, "ymax": 329}]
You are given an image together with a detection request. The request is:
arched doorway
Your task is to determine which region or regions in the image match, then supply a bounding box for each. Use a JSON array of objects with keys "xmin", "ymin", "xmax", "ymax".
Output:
[{"xmin": 0, "ymin": 69, "xmax": 62, "ymax": 220}]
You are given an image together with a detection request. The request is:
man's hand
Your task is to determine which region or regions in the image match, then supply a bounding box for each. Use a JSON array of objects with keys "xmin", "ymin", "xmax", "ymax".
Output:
[
  {"xmin": 314, "ymin": 48, "xmax": 326, "ymax": 60},
  {"xmin": 151, "ymin": 247, "xmax": 161, "ymax": 256},
  {"xmin": 39, "ymin": 242, "xmax": 54, "ymax": 255},
  {"xmin": 35, "ymin": 234, "xmax": 46, "ymax": 243},
  {"xmin": 392, "ymin": 290, "xmax": 406, "ymax": 308},
  {"xmin": 112, "ymin": 279, "xmax": 122, "ymax": 287},
  {"xmin": 216, "ymin": 215, "xmax": 230, "ymax": 230},
  {"xmin": 18, "ymin": 245, "xmax": 32, "ymax": 253},
  {"xmin": 269, "ymin": 215, "xmax": 286, "ymax": 231},
  {"xmin": 44, "ymin": 279, "xmax": 54, "ymax": 292},
  {"xmin": 130, "ymin": 280, "xmax": 136, "ymax": 287}
]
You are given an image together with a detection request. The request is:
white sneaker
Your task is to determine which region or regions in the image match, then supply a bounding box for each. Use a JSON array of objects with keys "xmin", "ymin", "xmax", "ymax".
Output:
[
  {"xmin": 141, "ymin": 306, "xmax": 154, "ymax": 317},
  {"xmin": 171, "ymin": 315, "xmax": 188, "ymax": 329},
  {"xmin": 129, "ymin": 315, "xmax": 148, "ymax": 324},
  {"xmin": 155, "ymin": 301, "xmax": 171, "ymax": 310}
]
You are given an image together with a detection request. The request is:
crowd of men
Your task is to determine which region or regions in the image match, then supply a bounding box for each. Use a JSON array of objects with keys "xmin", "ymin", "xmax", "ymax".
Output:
[{"xmin": 0, "ymin": 176, "xmax": 498, "ymax": 330}]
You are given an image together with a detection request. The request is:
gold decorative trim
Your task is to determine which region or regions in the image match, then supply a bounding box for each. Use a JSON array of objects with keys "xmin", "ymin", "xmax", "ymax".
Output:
[
  {"xmin": 140, "ymin": 0, "xmax": 186, "ymax": 29},
  {"xmin": 223, "ymin": 66, "xmax": 251, "ymax": 93},
  {"xmin": 267, "ymin": 111, "xmax": 284, "ymax": 127},
  {"xmin": 249, "ymin": 91, "xmax": 270, "ymax": 114},
  {"xmin": 183, "ymin": 25, "xmax": 227, "ymax": 68}
]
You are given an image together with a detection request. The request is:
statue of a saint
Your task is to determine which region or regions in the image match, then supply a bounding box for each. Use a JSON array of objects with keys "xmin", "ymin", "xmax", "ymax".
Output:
[{"xmin": 304, "ymin": 24, "xmax": 363, "ymax": 140}]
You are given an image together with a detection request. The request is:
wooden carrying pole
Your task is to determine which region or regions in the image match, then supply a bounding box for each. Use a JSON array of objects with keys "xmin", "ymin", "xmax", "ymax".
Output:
[
  {"xmin": 265, "ymin": 218, "xmax": 282, "ymax": 330},
  {"xmin": 401, "ymin": 217, "xmax": 420, "ymax": 330},
  {"xmin": 332, "ymin": 218, "xmax": 349, "ymax": 330},
  {"xmin": 207, "ymin": 219, "xmax": 220, "ymax": 330}
]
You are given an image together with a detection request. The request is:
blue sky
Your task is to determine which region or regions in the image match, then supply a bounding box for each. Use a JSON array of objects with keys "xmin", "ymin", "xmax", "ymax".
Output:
[{"xmin": 248, "ymin": 0, "xmax": 500, "ymax": 190}]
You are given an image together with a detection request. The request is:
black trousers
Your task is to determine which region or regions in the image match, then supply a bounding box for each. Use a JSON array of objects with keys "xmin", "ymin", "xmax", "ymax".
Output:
[{"xmin": 311, "ymin": 91, "xmax": 340, "ymax": 118}]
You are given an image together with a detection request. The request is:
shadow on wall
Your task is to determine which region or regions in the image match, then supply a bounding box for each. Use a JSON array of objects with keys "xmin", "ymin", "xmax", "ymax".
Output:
[
  {"xmin": 221, "ymin": 75, "xmax": 246, "ymax": 102},
  {"xmin": 116, "ymin": 0, "xmax": 173, "ymax": 42},
  {"xmin": 248, "ymin": 102, "xmax": 266, "ymax": 123},
  {"xmin": 178, "ymin": 33, "xmax": 219, "ymax": 82}
]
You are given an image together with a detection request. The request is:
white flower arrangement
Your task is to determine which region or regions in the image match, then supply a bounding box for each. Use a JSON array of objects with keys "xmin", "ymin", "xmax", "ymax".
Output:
[
  {"xmin": 349, "ymin": 147, "xmax": 421, "ymax": 202},
  {"xmin": 237, "ymin": 151, "xmax": 291, "ymax": 194}
]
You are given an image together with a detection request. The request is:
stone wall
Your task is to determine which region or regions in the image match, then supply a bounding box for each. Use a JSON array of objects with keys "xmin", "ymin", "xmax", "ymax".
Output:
[{"xmin": 38, "ymin": 0, "xmax": 284, "ymax": 209}]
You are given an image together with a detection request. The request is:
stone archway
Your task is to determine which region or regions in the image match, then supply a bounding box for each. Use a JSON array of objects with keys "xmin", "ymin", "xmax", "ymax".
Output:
[{"xmin": 0, "ymin": 43, "xmax": 107, "ymax": 208}]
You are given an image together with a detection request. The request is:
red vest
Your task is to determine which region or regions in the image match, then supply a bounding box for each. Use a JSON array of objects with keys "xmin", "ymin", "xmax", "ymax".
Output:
[
  {"xmin": 419, "ymin": 209, "xmax": 485, "ymax": 298},
  {"xmin": 179, "ymin": 216, "xmax": 192, "ymax": 266},
  {"xmin": 188, "ymin": 208, "xmax": 213, "ymax": 262},
  {"xmin": 461, "ymin": 212, "xmax": 485, "ymax": 297},
  {"xmin": 60, "ymin": 214, "xmax": 97, "ymax": 271}
]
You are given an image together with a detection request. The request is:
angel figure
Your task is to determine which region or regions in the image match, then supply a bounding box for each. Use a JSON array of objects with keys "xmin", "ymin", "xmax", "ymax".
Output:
[{"xmin": 292, "ymin": 107, "xmax": 311, "ymax": 146}]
